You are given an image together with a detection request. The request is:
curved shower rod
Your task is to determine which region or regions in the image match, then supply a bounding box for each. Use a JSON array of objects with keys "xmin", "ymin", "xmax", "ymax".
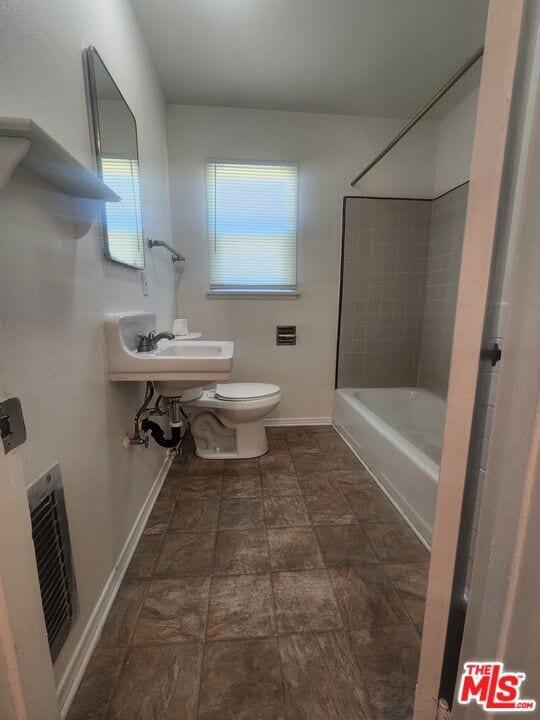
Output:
[{"xmin": 350, "ymin": 46, "xmax": 484, "ymax": 187}]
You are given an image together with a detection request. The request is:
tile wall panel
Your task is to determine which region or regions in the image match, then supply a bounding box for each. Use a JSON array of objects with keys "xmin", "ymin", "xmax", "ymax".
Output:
[
  {"xmin": 338, "ymin": 197, "xmax": 431, "ymax": 388},
  {"xmin": 417, "ymin": 183, "xmax": 469, "ymax": 396}
]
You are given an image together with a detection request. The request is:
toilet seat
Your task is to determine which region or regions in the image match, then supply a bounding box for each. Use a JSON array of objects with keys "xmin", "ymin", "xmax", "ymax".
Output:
[{"xmin": 215, "ymin": 383, "xmax": 280, "ymax": 402}]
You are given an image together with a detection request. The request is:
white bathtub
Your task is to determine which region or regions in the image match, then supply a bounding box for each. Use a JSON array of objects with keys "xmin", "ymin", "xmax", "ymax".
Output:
[{"xmin": 334, "ymin": 387, "xmax": 446, "ymax": 546}]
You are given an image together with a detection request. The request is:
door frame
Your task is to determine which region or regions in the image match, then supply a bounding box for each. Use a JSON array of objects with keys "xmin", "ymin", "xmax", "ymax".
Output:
[
  {"xmin": 456, "ymin": 7, "xmax": 540, "ymax": 714},
  {"xmin": 0, "ymin": 350, "xmax": 59, "ymax": 719},
  {"xmin": 414, "ymin": 1, "xmax": 525, "ymax": 717}
]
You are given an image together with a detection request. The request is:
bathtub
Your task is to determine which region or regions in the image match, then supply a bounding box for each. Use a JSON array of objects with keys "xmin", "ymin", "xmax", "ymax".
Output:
[{"xmin": 333, "ymin": 387, "xmax": 446, "ymax": 546}]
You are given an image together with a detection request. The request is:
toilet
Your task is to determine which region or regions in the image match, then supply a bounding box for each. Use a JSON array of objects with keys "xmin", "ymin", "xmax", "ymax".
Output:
[{"xmin": 183, "ymin": 382, "xmax": 282, "ymax": 459}]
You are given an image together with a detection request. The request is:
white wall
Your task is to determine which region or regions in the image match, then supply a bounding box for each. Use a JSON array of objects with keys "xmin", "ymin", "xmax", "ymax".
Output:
[
  {"xmin": 168, "ymin": 105, "xmax": 439, "ymax": 420},
  {"xmin": 0, "ymin": 0, "xmax": 174, "ymax": 711},
  {"xmin": 434, "ymin": 88, "xmax": 479, "ymax": 197}
]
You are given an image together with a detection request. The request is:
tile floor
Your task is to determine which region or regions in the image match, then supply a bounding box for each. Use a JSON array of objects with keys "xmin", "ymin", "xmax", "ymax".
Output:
[{"xmin": 68, "ymin": 426, "xmax": 430, "ymax": 720}]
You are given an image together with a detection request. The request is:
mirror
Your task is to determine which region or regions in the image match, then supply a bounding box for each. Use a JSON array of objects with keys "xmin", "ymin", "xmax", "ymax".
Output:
[{"xmin": 84, "ymin": 47, "xmax": 144, "ymax": 269}]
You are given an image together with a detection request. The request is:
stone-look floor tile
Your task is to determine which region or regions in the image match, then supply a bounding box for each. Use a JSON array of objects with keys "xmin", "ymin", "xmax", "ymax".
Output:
[
  {"xmin": 108, "ymin": 642, "xmax": 202, "ymax": 720},
  {"xmin": 187, "ymin": 457, "xmax": 224, "ymax": 476},
  {"xmin": 158, "ymin": 474, "xmax": 184, "ymax": 502},
  {"xmin": 267, "ymin": 427, "xmax": 285, "ymax": 439},
  {"xmin": 285, "ymin": 428, "xmax": 313, "ymax": 441},
  {"xmin": 181, "ymin": 431, "xmax": 197, "ymax": 454},
  {"xmin": 292, "ymin": 452, "xmax": 329, "ymax": 472},
  {"xmin": 286, "ymin": 436, "xmax": 320, "ymax": 454},
  {"xmin": 297, "ymin": 471, "xmax": 339, "ymax": 495},
  {"xmin": 267, "ymin": 528, "xmax": 325, "ymax": 570},
  {"xmin": 278, "ymin": 631, "xmax": 372, "ymax": 720},
  {"xmin": 272, "ymin": 570, "xmax": 343, "ymax": 634},
  {"xmin": 364, "ymin": 522, "xmax": 430, "ymax": 564},
  {"xmin": 329, "ymin": 565, "xmax": 409, "ymax": 628},
  {"xmin": 169, "ymin": 499, "xmax": 219, "ymax": 533},
  {"xmin": 314, "ymin": 435, "xmax": 347, "ymax": 453},
  {"xmin": 206, "ymin": 574, "xmax": 274, "ymax": 639},
  {"xmin": 333, "ymin": 468, "xmax": 371, "ymax": 488},
  {"xmin": 309, "ymin": 425, "xmax": 337, "ymax": 435},
  {"xmin": 81, "ymin": 427, "xmax": 424, "ymax": 720},
  {"xmin": 155, "ymin": 532, "xmax": 215, "ymax": 578},
  {"xmin": 197, "ymin": 638, "xmax": 284, "ymax": 720},
  {"xmin": 218, "ymin": 498, "xmax": 265, "ymax": 530},
  {"xmin": 143, "ymin": 497, "xmax": 175, "ymax": 535},
  {"xmin": 263, "ymin": 496, "xmax": 311, "ymax": 527},
  {"xmin": 98, "ymin": 580, "xmax": 148, "ymax": 648},
  {"xmin": 170, "ymin": 451, "xmax": 191, "ymax": 471},
  {"xmin": 179, "ymin": 476, "xmax": 222, "ymax": 499},
  {"xmin": 223, "ymin": 458, "xmax": 260, "ymax": 475},
  {"xmin": 261, "ymin": 473, "xmax": 303, "ymax": 496},
  {"xmin": 66, "ymin": 648, "xmax": 126, "ymax": 720},
  {"xmin": 305, "ymin": 494, "xmax": 357, "ymax": 525},
  {"xmin": 267, "ymin": 436, "xmax": 290, "ymax": 455},
  {"xmin": 342, "ymin": 485, "xmax": 398, "ymax": 522},
  {"xmin": 213, "ymin": 530, "xmax": 270, "ymax": 575},
  {"xmin": 126, "ymin": 534, "xmax": 163, "ymax": 579},
  {"xmin": 260, "ymin": 454, "xmax": 295, "ymax": 475},
  {"xmin": 132, "ymin": 577, "xmax": 210, "ymax": 645},
  {"xmin": 315, "ymin": 525, "xmax": 378, "ymax": 566},
  {"xmin": 350, "ymin": 625, "xmax": 420, "ymax": 720},
  {"xmin": 221, "ymin": 475, "xmax": 261, "ymax": 498},
  {"xmin": 330, "ymin": 451, "xmax": 362, "ymax": 471},
  {"xmin": 385, "ymin": 562, "xmax": 430, "ymax": 625}
]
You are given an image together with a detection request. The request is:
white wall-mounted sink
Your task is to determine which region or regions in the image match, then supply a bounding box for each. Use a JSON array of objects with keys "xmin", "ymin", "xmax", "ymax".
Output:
[{"xmin": 104, "ymin": 312, "xmax": 233, "ymax": 395}]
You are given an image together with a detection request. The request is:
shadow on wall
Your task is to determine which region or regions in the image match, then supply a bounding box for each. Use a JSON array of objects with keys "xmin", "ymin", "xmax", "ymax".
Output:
[{"xmin": 337, "ymin": 183, "xmax": 469, "ymax": 397}]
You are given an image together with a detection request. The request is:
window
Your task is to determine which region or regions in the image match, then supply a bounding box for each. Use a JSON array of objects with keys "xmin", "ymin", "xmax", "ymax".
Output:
[{"xmin": 206, "ymin": 161, "xmax": 298, "ymax": 293}]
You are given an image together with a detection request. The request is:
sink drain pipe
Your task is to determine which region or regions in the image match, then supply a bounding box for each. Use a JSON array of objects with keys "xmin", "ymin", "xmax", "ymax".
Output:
[
  {"xmin": 141, "ymin": 396, "xmax": 187, "ymax": 448},
  {"xmin": 141, "ymin": 418, "xmax": 181, "ymax": 448}
]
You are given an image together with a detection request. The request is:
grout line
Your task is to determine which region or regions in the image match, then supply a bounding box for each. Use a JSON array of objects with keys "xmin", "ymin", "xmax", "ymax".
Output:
[
  {"xmin": 263, "ymin": 508, "xmax": 289, "ymax": 720},
  {"xmin": 193, "ymin": 476, "xmax": 221, "ymax": 719}
]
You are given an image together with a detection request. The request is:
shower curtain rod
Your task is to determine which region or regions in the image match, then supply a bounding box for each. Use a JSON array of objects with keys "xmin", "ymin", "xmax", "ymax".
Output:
[{"xmin": 350, "ymin": 46, "xmax": 484, "ymax": 187}]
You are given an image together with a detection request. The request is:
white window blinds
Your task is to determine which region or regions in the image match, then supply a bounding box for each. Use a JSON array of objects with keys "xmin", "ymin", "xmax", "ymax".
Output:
[
  {"xmin": 206, "ymin": 161, "xmax": 298, "ymax": 291},
  {"xmin": 101, "ymin": 157, "xmax": 144, "ymax": 269}
]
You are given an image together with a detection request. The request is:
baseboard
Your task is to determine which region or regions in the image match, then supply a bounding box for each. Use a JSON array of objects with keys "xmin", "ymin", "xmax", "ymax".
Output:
[
  {"xmin": 264, "ymin": 417, "xmax": 333, "ymax": 427},
  {"xmin": 57, "ymin": 453, "xmax": 173, "ymax": 718}
]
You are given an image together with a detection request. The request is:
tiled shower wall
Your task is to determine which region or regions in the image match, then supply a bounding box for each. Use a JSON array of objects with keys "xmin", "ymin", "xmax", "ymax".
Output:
[
  {"xmin": 417, "ymin": 183, "xmax": 469, "ymax": 395},
  {"xmin": 337, "ymin": 184, "xmax": 468, "ymax": 395},
  {"xmin": 337, "ymin": 198, "xmax": 431, "ymax": 387}
]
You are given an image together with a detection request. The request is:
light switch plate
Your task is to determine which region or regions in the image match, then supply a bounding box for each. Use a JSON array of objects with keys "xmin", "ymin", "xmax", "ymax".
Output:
[{"xmin": 142, "ymin": 271, "xmax": 149, "ymax": 296}]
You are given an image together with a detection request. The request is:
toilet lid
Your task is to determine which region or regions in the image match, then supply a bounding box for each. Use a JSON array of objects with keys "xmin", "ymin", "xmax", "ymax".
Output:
[{"xmin": 215, "ymin": 382, "xmax": 280, "ymax": 401}]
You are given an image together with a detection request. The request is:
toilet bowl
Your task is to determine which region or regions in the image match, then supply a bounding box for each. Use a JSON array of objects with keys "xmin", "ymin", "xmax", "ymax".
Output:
[{"xmin": 183, "ymin": 382, "xmax": 281, "ymax": 459}]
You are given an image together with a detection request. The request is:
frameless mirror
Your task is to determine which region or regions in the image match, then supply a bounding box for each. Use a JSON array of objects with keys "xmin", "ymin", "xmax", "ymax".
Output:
[{"xmin": 84, "ymin": 46, "xmax": 145, "ymax": 269}]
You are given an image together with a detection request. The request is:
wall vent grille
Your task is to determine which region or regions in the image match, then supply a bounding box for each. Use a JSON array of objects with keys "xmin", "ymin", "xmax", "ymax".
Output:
[{"xmin": 28, "ymin": 464, "xmax": 77, "ymax": 663}]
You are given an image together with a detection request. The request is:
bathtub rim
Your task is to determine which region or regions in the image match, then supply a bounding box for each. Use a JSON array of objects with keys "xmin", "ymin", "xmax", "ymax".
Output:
[
  {"xmin": 333, "ymin": 387, "xmax": 440, "ymax": 551},
  {"xmin": 336, "ymin": 387, "xmax": 441, "ymax": 479}
]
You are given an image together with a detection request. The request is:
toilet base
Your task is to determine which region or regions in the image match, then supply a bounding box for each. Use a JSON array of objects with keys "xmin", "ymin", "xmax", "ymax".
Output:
[{"xmin": 187, "ymin": 408, "xmax": 269, "ymax": 459}]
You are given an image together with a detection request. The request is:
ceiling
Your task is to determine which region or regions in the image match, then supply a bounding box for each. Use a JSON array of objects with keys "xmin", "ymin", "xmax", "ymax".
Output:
[{"xmin": 130, "ymin": 0, "xmax": 488, "ymax": 119}]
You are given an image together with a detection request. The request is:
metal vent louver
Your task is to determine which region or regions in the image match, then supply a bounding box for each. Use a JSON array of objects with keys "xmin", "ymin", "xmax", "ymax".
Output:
[{"xmin": 28, "ymin": 464, "xmax": 77, "ymax": 663}]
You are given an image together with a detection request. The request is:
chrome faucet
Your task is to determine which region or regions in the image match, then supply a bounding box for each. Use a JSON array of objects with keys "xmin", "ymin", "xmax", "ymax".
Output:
[{"xmin": 137, "ymin": 331, "xmax": 175, "ymax": 353}]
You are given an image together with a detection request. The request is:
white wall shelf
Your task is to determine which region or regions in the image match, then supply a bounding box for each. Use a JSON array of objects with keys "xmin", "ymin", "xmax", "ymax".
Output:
[{"xmin": 0, "ymin": 117, "xmax": 119, "ymax": 201}]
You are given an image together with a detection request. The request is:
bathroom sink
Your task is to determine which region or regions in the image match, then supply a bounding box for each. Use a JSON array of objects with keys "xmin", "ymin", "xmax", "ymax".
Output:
[{"xmin": 104, "ymin": 312, "xmax": 234, "ymax": 394}]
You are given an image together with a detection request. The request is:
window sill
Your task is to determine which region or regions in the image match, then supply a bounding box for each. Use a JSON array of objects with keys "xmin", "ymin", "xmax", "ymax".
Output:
[{"xmin": 207, "ymin": 290, "xmax": 300, "ymax": 299}]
